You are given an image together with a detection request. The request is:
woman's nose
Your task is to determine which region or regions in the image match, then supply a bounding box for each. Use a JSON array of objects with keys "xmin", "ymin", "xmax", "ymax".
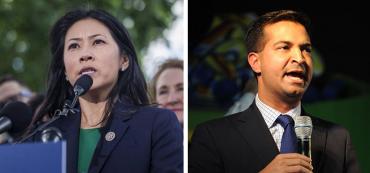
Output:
[{"xmin": 80, "ymin": 55, "xmax": 94, "ymax": 62}]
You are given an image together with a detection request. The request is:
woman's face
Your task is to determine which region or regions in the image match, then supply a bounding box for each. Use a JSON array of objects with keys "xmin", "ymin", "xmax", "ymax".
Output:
[
  {"xmin": 156, "ymin": 68, "xmax": 183, "ymax": 125},
  {"xmin": 63, "ymin": 18, "xmax": 128, "ymax": 98}
]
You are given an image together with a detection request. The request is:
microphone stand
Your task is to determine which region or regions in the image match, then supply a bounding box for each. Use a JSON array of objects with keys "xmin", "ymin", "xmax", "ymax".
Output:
[
  {"xmin": 16, "ymin": 75, "xmax": 92, "ymax": 144},
  {"xmin": 16, "ymin": 92, "xmax": 80, "ymax": 144}
]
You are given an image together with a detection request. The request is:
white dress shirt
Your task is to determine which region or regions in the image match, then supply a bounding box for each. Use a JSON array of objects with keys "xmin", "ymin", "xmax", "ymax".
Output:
[{"xmin": 255, "ymin": 94, "xmax": 301, "ymax": 151}]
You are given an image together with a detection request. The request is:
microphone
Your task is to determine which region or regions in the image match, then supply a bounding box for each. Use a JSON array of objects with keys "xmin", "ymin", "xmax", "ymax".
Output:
[
  {"xmin": 40, "ymin": 127, "xmax": 63, "ymax": 143},
  {"xmin": 67, "ymin": 75, "xmax": 93, "ymax": 111},
  {"xmin": 0, "ymin": 101, "xmax": 32, "ymax": 135},
  {"xmin": 294, "ymin": 116, "xmax": 313, "ymax": 158},
  {"xmin": 16, "ymin": 75, "xmax": 93, "ymax": 143},
  {"xmin": 73, "ymin": 74, "xmax": 93, "ymax": 96}
]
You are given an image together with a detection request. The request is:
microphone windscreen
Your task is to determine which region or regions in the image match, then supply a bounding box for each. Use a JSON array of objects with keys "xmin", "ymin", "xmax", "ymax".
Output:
[
  {"xmin": 294, "ymin": 116, "xmax": 313, "ymax": 138},
  {"xmin": 0, "ymin": 101, "xmax": 33, "ymax": 134},
  {"xmin": 74, "ymin": 75, "xmax": 93, "ymax": 96}
]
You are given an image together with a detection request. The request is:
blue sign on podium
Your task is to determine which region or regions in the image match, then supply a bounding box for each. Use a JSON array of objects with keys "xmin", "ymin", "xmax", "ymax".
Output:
[{"xmin": 0, "ymin": 141, "xmax": 66, "ymax": 173}]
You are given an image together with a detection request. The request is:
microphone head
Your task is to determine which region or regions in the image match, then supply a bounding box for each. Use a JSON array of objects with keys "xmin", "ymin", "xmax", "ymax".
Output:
[
  {"xmin": 294, "ymin": 116, "xmax": 313, "ymax": 139},
  {"xmin": 40, "ymin": 127, "xmax": 63, "ymax": 143},
  {"xmin": 73, "ymin": 75, "xmax": 93, "ymax": 96},
  {"xmin": 0, "ymin": 101, "xmax": 33, "ymax": 134}
]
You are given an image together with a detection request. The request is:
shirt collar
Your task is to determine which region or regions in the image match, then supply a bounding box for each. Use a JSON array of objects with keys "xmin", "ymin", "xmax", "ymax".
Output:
[{"xmin": 255, "ymin": 93, "xmax": 301, "ymax": 128}]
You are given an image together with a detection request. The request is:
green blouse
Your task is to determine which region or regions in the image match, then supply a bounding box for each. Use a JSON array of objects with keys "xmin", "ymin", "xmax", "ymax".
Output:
[{"xmin": 78, "ymin": 128, "xmax": 101, "ymax": 173}]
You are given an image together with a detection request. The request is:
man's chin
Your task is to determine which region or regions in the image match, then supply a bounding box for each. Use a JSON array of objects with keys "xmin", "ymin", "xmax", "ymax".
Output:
[{"xmin": 285, "ymin": 89, "xmax": 305, "ymax": 99}]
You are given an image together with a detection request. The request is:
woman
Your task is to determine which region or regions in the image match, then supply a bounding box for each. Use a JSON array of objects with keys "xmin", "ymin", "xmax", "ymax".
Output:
[
  {"xmin": 28, "ymin": 9, "xmax": 183, "ymax": 173},
  {"xmin": 151, "ymin": 59, "xmax": 183, "ymax": 128}
]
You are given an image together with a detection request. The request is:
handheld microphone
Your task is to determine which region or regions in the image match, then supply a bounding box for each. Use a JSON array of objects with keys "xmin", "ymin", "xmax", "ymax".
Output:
[
  {"xmin": 0, "ymin": 101, "xmax": 32, "ymax": 135},
  {"xmin": 294, "ymin": 116, "xmax": 313, "ymax": 158}
]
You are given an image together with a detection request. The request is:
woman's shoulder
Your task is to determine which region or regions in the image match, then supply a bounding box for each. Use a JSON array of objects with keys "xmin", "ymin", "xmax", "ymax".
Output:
[
  {"xmin": 138, "ymin": 105, "xmax": 173, "ymax": 113},
  {"xmin": 136, "ymin": 105, "xmax": 177, "ymax": 120}
]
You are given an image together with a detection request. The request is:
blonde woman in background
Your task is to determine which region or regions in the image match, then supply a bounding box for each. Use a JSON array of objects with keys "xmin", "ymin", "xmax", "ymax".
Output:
[{"xmin": 151, "ymin": 59, "xmax": 183, "ymax": 128}]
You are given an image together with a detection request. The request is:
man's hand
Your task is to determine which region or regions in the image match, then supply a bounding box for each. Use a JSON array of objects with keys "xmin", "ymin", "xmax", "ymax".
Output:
[{"xmin": 259, "ymin": 153, "xmax": 313, "ymax": 173}]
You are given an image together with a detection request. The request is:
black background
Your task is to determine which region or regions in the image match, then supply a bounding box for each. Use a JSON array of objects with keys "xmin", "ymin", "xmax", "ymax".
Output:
[{"xmin": 189, "ymin": 0, "xmax": 370, "ymax": 83}]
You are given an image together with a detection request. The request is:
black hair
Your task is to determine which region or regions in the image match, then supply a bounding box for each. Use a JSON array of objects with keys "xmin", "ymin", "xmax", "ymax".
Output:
[{"xmin": 31, "ymin": 9, "xmax": 150, "ymax": 127}]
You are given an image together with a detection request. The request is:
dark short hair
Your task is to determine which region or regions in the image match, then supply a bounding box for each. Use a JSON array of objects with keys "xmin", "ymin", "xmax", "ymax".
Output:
[
  {"xmin": 150, "ymin": 59, "xmax": 183, "ymax": 100},
  {"xmin": 31, "ymin": 9, "xmax": 150, "ymax": 126},
  {"xmin": 244, "ymin": 10, "xmax": 311, "ymax": 78},
  {"xmin": 245, "ymin": 10, "xmax": 311, "ymax": 55}
]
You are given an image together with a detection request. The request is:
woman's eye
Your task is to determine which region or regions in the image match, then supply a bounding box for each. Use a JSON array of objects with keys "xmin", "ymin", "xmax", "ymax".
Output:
[
  {"xmin": 177, "ymin": 85, "xmax": 183, "ymax": 92},
  {"xmin": 68, "ymin": 43, "xmax": 79, "ymax": 50},
  {"xmin": 159, "ymin": 90, "xmax": 168, "ymax": 95},
  {"xmin": 93, "ymin": 39, "xmax": 106, "ymax": 45}
]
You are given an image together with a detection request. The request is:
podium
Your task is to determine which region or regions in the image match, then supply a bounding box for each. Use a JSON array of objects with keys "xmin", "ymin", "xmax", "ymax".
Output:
[{"xmin": 0, "ymin": 141, "xmax": 66, "ymax": 173}]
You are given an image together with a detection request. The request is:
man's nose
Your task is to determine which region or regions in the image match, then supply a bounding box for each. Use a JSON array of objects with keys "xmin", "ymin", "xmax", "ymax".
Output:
[{"xmin": 291, "ymin": 48, "xmax": 305, "ymax": 63}]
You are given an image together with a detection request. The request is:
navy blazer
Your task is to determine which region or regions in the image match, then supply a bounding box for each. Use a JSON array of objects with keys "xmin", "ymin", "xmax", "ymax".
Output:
[
  {"xmin": 34, "ymin": 100, "xmax": 183, "ymax": 173},
  {"xmin": 189, "ymin": 102, "xmax": 361, "ymax": 173}
]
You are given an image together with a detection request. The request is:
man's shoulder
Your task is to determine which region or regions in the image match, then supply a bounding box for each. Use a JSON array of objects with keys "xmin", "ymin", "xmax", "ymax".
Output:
[
  {"xmin": 195, "ymin": 114, "xmax": 233, "ymax": 130},
  {"xmin": 310, "ymin": 115, "xmax": 350, "ymax": 135},
  {"xmin": 194, "ymin": 107, "xmax": 254, "ymax": 133}
]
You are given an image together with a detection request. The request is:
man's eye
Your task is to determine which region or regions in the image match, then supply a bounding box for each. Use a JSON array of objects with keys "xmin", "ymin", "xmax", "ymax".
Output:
[
  {"xmin": 304, "ymin": 47, "xmax": 312, "ymax": 53},
  {"xmin": 279, "ymin": 46, "xmax": 289, "ymax": 50}
]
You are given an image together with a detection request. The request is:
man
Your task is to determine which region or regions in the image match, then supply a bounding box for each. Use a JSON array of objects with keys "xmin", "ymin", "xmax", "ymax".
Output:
[{"xmin": 189, "ymin": 10, "xmax": 360, "ymax": 173}]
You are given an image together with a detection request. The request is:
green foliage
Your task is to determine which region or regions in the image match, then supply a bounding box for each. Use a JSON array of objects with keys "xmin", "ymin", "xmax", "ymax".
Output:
[{"xmin": 0, "ymin": 0, "xmax": 177, "ymax": 92}]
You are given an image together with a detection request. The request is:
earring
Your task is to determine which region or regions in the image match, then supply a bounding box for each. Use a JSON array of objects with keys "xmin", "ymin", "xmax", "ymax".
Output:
[
  {"xmin": 65, "ymin": 75, "xmax": 69, "ymax": 81},
  {"xmin": 121, "ymin": 67, "xmax": 126, "ymax": 71}
]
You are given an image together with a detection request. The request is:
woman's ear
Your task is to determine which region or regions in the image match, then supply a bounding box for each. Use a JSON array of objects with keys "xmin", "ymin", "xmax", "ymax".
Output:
[
  {"xmin": 247, "ymin": 52, "xmax": 261, "ymax": 74},
  {"xmin": 64, "ymin": 71, "xmax": 69, "ymax": 81},
  {"xmin": 121, "ymin": 55, "xmax": 130, "ymax": 71}
]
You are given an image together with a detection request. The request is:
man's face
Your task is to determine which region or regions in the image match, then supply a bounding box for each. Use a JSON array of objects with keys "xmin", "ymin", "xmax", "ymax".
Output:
[{"xmin": 249, "ymin": 21, "xmax": 313, "ymax": 102}]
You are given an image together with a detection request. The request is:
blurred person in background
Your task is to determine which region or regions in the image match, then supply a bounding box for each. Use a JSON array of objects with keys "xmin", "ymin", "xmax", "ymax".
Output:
[
  {"xmin": 151, "ymin": 59, "xmax": 184, "ymax": 128},
  {"xmin": 0, "ymin": 74, "xmax": 35, "ymax": 144},
  {"xmin": 0, "ymin": 74, "xmax": 34, "ymax": 108}
]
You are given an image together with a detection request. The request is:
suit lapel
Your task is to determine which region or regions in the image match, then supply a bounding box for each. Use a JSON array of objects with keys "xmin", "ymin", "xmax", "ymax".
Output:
[
  {"xmin": 229, "ymin": 103, "xmax": 327, "ymax": 172},
  {"xmin": 231, "ymin": 103, "xmax": 279, "ymax": 168},
  {"xmin": 88, "ymin": 102, "xmax": 136, "ymax": 173},
  {"xmin": 310, "ymin": 117, "xmax": 327, "ymax": 172},
  {"xmin": 302, "ymin": 109, "xmax": 326, "ymax": 173}
]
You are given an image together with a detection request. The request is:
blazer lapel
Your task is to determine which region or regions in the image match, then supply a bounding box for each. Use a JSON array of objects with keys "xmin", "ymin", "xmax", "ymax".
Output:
[
  {"xmin": 231, "ymin": 103, "xmax": 279, "ymax": 168},
  {"xmin": 54, "ymin": 111, "xmax": 81, "ymax": 173},
  {"xmin": 88, "ymin": 102, "xmax": 136, "ymax": 173}
]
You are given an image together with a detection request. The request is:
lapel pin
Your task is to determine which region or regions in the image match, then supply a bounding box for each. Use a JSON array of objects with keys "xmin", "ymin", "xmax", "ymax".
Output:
[{"xmin": 105, "ymin": 131, "xmax": 115, "ymax": 141}]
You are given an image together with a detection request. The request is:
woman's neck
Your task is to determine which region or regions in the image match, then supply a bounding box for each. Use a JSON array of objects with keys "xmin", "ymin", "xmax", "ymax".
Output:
[{"xmin": 79, "ymin": 96, "xmax": 108, "ymax": 129}]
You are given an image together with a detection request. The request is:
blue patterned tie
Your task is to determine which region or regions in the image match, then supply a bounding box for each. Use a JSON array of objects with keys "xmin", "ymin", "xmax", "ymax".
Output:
[{"xmin": 276, "ymin": 115, "xmax": 297, "ymax": 153}]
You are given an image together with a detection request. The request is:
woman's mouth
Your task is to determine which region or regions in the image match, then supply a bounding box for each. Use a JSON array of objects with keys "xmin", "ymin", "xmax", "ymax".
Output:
[{"xmin": 79, "ymin": 67, "xmax": 97, "ymax": 76}]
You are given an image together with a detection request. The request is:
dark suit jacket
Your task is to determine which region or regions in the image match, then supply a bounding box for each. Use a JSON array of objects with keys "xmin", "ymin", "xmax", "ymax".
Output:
[
  {"xmin": 34, "ymin": 100, "xmax": 183, "ymax": 173},
  {"xmin": 189, "ymin": 102, "xmax": 360, "ymax": 173}
]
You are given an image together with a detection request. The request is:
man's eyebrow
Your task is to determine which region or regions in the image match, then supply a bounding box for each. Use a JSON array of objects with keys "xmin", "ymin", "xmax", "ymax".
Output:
[{"xmin": 273, "ymin": 41, "xmax": 292, "ymax": 46}]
